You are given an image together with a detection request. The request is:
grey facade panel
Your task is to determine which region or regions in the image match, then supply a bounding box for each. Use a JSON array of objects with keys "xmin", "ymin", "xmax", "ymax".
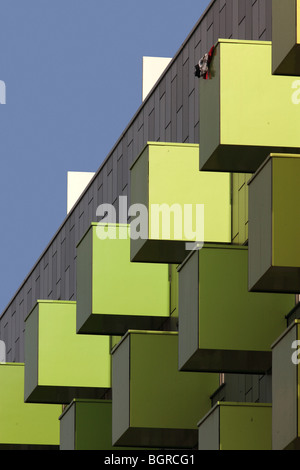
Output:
[
  {"xmin": 0, "ymin": 0, "xmax": 273, "ymax": 408},
  {"xmin": 211, "ymin": 373, "xmax": 272, "ymax": 406}
]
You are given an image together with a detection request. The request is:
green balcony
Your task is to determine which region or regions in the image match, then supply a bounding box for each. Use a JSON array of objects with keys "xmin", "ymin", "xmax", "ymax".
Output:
[
  {"xmin": 24, "ymin": 300, "xmax": 111, "ymax": 404},
  {"xmin": 248, "ymin": 154, "xmax": 300, "ymax": 293},
  {"xmin": 178, "ymin": 245, "xmax": 295, "ymax": 374},
  {"xmin": 198, "ymin": 402, "xmax": 272, "ymax": 450},
  {"xmin": 0, "ymin": 363, "xmax": 61, "ymax": 449},
  {"xmin": 111, "ymin": 330, "xmax": 219, "ymax": 449},
  {"xmin": 272, "ymin": 320, "xmax": 300, "ymax": 450},
  {"xmin": 199, "ymin": 39, "xmax": 300, "ymax": 173},
  {"xmin": 272, "ymin": 0, "xmax": 300, "ymax": 75},
  {"xmin": 76, "ymin": 223, "xmax": 170, "ymax": 335},
  {"xmin": 130, "ymin": 142, "xmax": 231, "ymax": 263},
  {"xmin": 59, "ymin": 399, "xmax": 142, "ymax": 450}
]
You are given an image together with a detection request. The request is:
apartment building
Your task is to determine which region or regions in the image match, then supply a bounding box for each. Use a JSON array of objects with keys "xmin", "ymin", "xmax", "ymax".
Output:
[{"xmin": 1, "ymin": 0, "xmax": 299, "ymax": 450}]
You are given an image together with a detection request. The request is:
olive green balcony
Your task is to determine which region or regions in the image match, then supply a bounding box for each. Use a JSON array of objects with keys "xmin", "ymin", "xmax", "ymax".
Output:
[
  {"xmin": 272, "ymin": 0, "xmax": 300, "ymax": 75},
  {"xmin": 59, "ymin": 399, "xmax": 142, "ymax": 450},
  {"xmin": 199, "ymin": 40, "xmax": 300, "ymax": 173},
  {"xmin": 178, "ymin": 245, "xmax": 295, "ymax": 374},
  {"xmin": 198, "ymin": 402, "xmax": 272, "ymax": 450},
  {"xmin": 0, "ymin": 363, "xmax": 61, "ymax": 449},
  {"xmin": 272, "ymin": 320, "xmax": 300, "ymax": 450},
  {"xmin": 76, "ymin": 223, "xmax": 170, "ymax": 335},
  {"xmin": 248, "ymin": 154, "xmax": 300, "ymax": 293},
  {"xmin": 130, "ymin": 142, "xmax": 231, "ymax": 263},
  {"xmin": 24, "ymin": 300, "xmax": 111, "ymax": 404},
  {"xmin": 111, "ymin": 330, "xmax": 219, "ymax": 448}
]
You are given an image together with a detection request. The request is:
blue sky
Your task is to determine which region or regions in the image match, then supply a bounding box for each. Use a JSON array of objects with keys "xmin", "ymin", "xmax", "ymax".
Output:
[{"xmin": 0, "ymin": 0, "xmax": 209, "ymax": 312}]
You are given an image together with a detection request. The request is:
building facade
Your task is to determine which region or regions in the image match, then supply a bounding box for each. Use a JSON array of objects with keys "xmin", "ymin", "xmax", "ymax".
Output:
[{"xmin": 1, "ymin": 0, "xmax": 299, "ymax": 450}]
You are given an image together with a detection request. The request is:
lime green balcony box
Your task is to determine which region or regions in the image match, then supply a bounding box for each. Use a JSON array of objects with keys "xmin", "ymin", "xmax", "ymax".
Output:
[
  {"xmin": 199, "ymin": 39, "xmax": 300, "ymax": 173},
  {"xmin": 130, "ymin": 142, "xmax": 231, "ymax": 263},
  {"xmin": 272, "ymin": 0, "xmax": 300, "ymax": 75},
  {"xmin": 111, "ymin": 330, "xmax": 219, "ymax": 448},
  {"xmin": 59, "ymin": 399, "xmax": 141, "ymax": 450},
  {"xmin": 24, "ymin": 300, "xmax": 111, "ymax": 404},
  {"xmin": 248, "ymin": 154, "xmax": 300, "ymax": 293},
  {"xmin": 198, "ymin": 402, "xmax": 272, "ymax": 450},
  {"xmin": 76, "ymin": 223, "xmax": 170, "ymax": 335},
  {"xmin": 272, "ymin": 320, "xmax": 300, "ymax": 450},
  {"xmin": 0, "ymin": 363, "xmax": 61, "ymax": 449},
  {"xmin": 178, "ymin": 245, "xmax": 295, "ymax": 374}
]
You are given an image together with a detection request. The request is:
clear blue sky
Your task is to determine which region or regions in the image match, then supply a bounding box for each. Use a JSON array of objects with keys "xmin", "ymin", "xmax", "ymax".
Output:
[{"xmin": 0, "ymin": 0, "xmax": 209, "ymax": 312}]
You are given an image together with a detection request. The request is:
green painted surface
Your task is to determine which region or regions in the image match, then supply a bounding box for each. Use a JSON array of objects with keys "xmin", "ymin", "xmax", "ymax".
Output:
[
  {"xmin": 178, "ymin": 245, "xmax": 295, "ymax": 373},
  {"xmin": 231, "ymin": 175, "xmax": 239, "ymax": 241},
  {"xmin": 24, "ymin": 300, "xmax": 111, "ymax": 403},
  {"xmin": 0, "ymin": 363, "xmax": 61, "ymax": 446},
  {"xmin": 112, "ymin": 330, "xmax": 218, "ymax": 448},
  {"xmin": 130, "ymin": 142, "xmax": 231, "ymax": 263},
  {"xmin": 198, "ymin": 402, "xmax": 272, "ymax": 450},
  {"xmin": 272, "ymin": 0, "xmax": 300, "ymax": 75},
  {"xmin": 147, "ymin": 143, "xmax": 231, "ymax": 243},
  {"xmin": 24, "ymin": 304, "xmax": 39, "ymax": 404},
  {"xmin": 200, "ymin": 40, "xmax": 300, "ymax": 172},
  {"xmin": 76, "ymin": 223, "xmax": 170, "ymax": 335},
  {"xmin": 197, "ymin": 402, "xmax": 219, "ymax": 450},
  {"xmin": 178, "ymin": 252, "xmax": 199, "ymax": 372}
]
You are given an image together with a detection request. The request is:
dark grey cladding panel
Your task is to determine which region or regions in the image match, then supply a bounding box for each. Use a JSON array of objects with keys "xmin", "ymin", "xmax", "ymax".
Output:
[
  {"xmin": 239, "ymin": 0, "xmax": 246, "ymax": 23},
  {"xmin": 0, "ymin": 0, "xmax": 272, "ymax": 370},
  {"xmin": 211, "ymin": 373, "xmax": 272, "ymax": 406},
  {"xmin": 182, "ymin": 60, "xmax": 189, "ymax": 143}
]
